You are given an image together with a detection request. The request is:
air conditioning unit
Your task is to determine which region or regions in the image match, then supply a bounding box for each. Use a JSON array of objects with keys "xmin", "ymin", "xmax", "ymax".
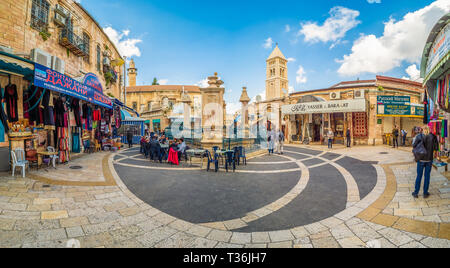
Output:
[
  {"xmin": 330, "ymin": 92, "xmax": 341, "ymax": 100},
  {"xmin": 354, "ymin": 89, "xmax": 365, "ymax": 99},
  {"xmin": 31, "ymin": 48, "xmax": 52, "ymax": 68},
  {"xmin": 54, "ymin": 4, "xmax": 69, "ymax": 27},
  {"xmin": 51, "ymin": 56, "xmax": 65, "ymax": 74}
]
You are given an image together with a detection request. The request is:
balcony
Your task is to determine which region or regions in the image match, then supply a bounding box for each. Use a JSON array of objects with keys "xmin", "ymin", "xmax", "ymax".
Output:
[
  {"xmin": 59, "ymin": 28, "xmax": 89, "ymax": 57},
  {"xmin": 30, "ymin": 15, "xmax": 48, "ymax": 33}
]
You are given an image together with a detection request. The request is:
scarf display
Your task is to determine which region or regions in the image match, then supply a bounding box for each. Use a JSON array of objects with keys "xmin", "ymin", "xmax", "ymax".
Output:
[{"xmin": 4, "ymin": 84, "xmax": 18, "ymax": 122}]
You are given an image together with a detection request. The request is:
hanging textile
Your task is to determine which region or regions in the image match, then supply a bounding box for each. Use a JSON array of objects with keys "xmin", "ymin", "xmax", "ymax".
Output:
[
  {"xmin": 423, "ymin": 90, "xmax": 429, "ymax": 124},
  {"xmin": 0, "ymin": 84, "xmax": 7, "ymax": 142},
  {"xmin": 58, "ymin": 127, "xmax": 70, "ymax": 163},
  {"xmin": 42, "ymin": 90, "xmax": 55, "ymax": 129},
  {"xmin": 4, "ymin": 84, "xmax": 18, "ymax": 122},
  {"xmin": 71, "ymin": 99, "xmax": 82, "ymax": 127},
  {"xmin": 72, "ymin": 131, "xmax": 80, "ymax": 153}
]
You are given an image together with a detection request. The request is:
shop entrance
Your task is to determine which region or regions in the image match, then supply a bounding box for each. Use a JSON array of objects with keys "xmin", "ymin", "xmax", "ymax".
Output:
[{"xmin": 312, "ymin": 114, "xmax": 322, "ymax": 142}]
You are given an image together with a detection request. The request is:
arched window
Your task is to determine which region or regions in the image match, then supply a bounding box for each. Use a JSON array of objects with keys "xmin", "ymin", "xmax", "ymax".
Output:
[{"xmin": 96, "ymin": 45, "xmax": 101, "ymax": 71}]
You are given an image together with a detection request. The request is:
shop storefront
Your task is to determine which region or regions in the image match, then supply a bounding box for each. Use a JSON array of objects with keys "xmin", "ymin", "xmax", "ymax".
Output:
[
  {"xmin": 282, "ymin": 98, "xmax": 367, "ymax": 144},
  {"xmin": 420, "ymin": 13, "xmax": 450, "ymax": 160},
  {"xmin": 0, "ymin": 51, "xmax": 119, "ymax": 172}
]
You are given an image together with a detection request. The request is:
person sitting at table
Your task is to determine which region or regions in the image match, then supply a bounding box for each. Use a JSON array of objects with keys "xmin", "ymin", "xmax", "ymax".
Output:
[
  {"xmin": 150, "ymin": 136, "xmax": 163, "ymax": 163},
  {"xmin": 168, "ymin": 140, "xmax": 179, "ymax": 165},
  {"xmin": 177, "ymin": 138, "xmax": 187, "ymax": 161},
  {"xmin": 144, "ymin": 136, "xmax": 151, "ymax": 158},
  {"xmin": 140, "ymin": 135, "xmax": 146, "ymax": 154}
]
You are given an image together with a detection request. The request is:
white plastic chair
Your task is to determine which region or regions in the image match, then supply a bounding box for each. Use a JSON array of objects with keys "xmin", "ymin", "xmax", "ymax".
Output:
[
  {"xmin": 47, "ymin": 146, "xmax": 59, "ymax": 168},
  {"xmin": 11, "ymin": 150, "xmax": 28, "ymax": 178}
]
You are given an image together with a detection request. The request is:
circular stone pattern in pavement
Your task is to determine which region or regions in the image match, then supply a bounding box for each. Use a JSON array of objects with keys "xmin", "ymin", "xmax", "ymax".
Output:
[{"xmin": 113, "ymin": 146, "xmax": 380, "ymax": 232}]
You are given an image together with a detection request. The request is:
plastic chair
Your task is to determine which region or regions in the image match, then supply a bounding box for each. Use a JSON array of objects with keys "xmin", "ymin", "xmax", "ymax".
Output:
[
  {"xmin": 236, "ymin": 146, "xmax": 247, "ymax": 166},
  {"xmin": 205, "ymin": 150, "xmax": 218, "ymax": 172},
  {"xmin": 47, "ymin": 146, "xmax": 59, "ymax": 168},
  {"xmin": 11, "ymin": 150, "xmax": 27, "ymax": 178},
  {"xmin": 225, "ymin": 150, "xmax": 236, "ymax": 173}
]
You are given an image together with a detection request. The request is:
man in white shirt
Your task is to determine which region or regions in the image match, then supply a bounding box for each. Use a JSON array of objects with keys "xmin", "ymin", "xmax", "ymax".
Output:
[
  {"xmin": 327, "ymin": 129, "xmax": 334, "ymax": 149},
  {"xmin": 277, "ymin": 129, "xmax": 285, "ymax": 155}
]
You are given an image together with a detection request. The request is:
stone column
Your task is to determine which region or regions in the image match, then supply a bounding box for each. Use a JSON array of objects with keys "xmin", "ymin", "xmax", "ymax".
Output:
[
  {"xmin": 200, "ymin": 73, "xmax": 225, "ymax": 149},
  {"xmin": 239, "ymin": 87, "xmax": 250, "ymax": 138}
]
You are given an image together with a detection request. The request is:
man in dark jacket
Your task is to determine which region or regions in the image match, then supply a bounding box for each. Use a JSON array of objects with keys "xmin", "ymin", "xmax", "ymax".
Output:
[
  {"xmin": 412, "ymin": 126, "xmax": 438, "ymax": 199},
  {"xmin": 126, "ymin": 129, "xmax": 133, "ymax": 148},
  {"xmin": 392, "ymin": 125, "xmax": 399, "ymax": 148},
  {"xmin": 346, "ymin": 128, "xmax": 351, "ymax": 148}
]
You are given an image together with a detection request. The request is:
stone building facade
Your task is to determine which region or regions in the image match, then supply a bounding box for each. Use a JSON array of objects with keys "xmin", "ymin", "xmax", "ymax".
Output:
[{"xmin": 0, "ymin": 0, "xmax": 123, "ymax": 98}]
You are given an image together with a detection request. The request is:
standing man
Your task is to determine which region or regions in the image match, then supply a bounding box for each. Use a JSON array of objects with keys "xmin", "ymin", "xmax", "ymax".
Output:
[
  {"xmin": 277, "ymin": 129, "xmax": 285, "ymax": 155},
  {"xmin": 267, "ymin": 127, "xmax": 275, "ymax": 155},
  {"xmin": 327, "ymin": 129, "xmax": 334, "ymax": 149},
  {"xmin": 346, "ymin": 128, "xmax": 351, "ymax": 148},
  {"xmin": 126, "ymin": 128, "xmax": 133, "ymax": 148},
  {"xmin": 392, "ymin": 125, "xmax": 399, "ymax": 148},
  {"xmin": 402, "ymin": 129, "xmax": 408, "ymax": 146},
  {"xmin": 412, "ymin": 126, "xmax": 438, "ymax": 199}
]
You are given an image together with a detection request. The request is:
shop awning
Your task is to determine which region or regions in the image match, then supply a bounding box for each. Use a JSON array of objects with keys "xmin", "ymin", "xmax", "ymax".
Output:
[
  {"xmin": 0, "ymin": 51, "xmax": 34, "ymax": 81},
  {"xmin": 121, "ymin": 109, "xmax": 132, "ymax": 120}
]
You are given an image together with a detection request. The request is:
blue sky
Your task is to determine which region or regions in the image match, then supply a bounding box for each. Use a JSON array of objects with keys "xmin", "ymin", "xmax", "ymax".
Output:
[{"xmin": 80, "ymin": 0, "xmax": 450, "ymax": 112}]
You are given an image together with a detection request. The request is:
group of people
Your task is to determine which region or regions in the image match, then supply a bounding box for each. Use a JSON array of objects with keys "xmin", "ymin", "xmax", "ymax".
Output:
[
  {"xmin": 391, "ymin": 125, "xmax": 409, "ymax": 148},
  {"xmin": 267, "ymin": 128, "xmax": 285, "ymax": 155},
  {"xmin": 138, "ymin": 131, "xmax": 188, "ymax": 165},
  {"xmin": 325, "ymin": 128, "xmax": 352, "ymax": 149}
]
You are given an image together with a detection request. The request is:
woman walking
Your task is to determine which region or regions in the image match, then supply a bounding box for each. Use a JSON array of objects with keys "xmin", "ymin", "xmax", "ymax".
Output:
[{"xmin": 412, "ymin": 126, "xmax": 438, "ymax": 199}]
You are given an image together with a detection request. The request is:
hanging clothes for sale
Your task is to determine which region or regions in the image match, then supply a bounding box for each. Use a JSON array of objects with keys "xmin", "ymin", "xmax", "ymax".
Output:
[
  {"xmin": 0, "ymin": 84, "xmax": 8, "ymax": 142},
  {"xmin": 72, "ymin": 130, "xmax": 80, "ymax": 153},
  {"xmin": 54, "ymin": 98, "xmax": 66, "ymax": 128},
  {"xmin": 58, "ymin": 127, "xmax": 70, "ymax": 163},
  {"xmin": 4, "ymin": 84, "xmax": 18, "ymax": 122},
  {"xmin": 42, "ymin": 90, "xmax": 55, "ymax": 129},
  {"xmin": 71, "ymin": 98, "xmax": 81, "ymax": 127},
  {"xmin": 93, "ymin": 108, "xmax": 101, "ymax": 121}
]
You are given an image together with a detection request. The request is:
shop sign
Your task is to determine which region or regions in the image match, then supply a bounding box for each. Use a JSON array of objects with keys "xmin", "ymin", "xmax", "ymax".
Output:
[
  {"xmin": 281, "ymin": 99, "xmax": 366, "ymax": 115},
  {"xmin": 426, "ymin": 23, "xmax": 450, "ymax": 76},
  {"xmin": 34, "ymin": 63, "xmax": 91, "ymax": 102},
  {"xmin": 83, "ymin": 73, "xmax": 104, "ymax": 94},
  {"xmin": 93, "ymin": 91, "xmax": 112, "ymax": 109},
  {"xmin": 377, "ymin": 96, "xmax": 411, "ymax": 116}
]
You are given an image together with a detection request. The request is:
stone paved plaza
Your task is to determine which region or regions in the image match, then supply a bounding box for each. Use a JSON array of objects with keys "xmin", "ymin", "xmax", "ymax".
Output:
[{"xmin": 0, "ymin": 145, "xmax": 449, "ymax": 248}]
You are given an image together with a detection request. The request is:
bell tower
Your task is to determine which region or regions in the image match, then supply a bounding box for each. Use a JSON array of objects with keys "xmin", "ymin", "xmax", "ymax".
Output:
[
  {"xmin": 127, "ymin": 58, "xmax": 137, "ymax": 87},
  {"xmin": 266, "ymin": 44, "xmax": 289, "ymax": 100}
]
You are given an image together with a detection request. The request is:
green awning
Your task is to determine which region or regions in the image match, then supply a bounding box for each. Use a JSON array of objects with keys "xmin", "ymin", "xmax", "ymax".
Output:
[{"xmin": 0, "ymin": 51, "xmax": 35, "ymax": 81}]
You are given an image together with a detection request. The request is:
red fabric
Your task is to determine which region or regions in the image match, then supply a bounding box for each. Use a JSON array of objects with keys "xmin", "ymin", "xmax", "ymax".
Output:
[{"xmin": 168, "ymin": 148, "xmax": 179, "ymax": 165}]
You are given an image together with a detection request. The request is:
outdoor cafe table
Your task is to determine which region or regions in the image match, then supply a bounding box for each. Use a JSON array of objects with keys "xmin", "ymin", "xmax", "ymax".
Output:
[
  {"xmin": 216, "ymin": 150, "xmax": 234, "ymax": 166},
  {"xmin": 186, "ymin": 149, "xmax": 206, "ymax": 168},
  {"xmin": 37, "ymin": 151, "xmax": 58, "ymax": 169}
]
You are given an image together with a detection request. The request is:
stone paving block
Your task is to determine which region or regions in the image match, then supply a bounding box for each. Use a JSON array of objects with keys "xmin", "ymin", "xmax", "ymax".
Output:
[
  {"xmin": 74, "ymin": 195, "xmax": 95, "ymax": 203},
  {"xmin": 118, "ymin": 206, "xmax": 142, "ymax": 217},
  {"xmin": 290, "ymin": 226, "xmax": 309, "ymax": 239},
  {"xmin": 294, "ymin": 243, "xmax": 314, "ymax": 248},
  {"xmin": 41, "ymin": 210, "xmax": 68, "ymax": 220},
  {"xmin": 0, "ymin": 210, "xmax": 41, "ymax": 220},
  {"xmin": 186, "ymin": 225, "xmax": 212, "ymax": 238},
  {"xmin": 294, "ymin": 236, "xmax": 311, "ymax": 245},
  {"xmin": 207, "ymin": 229, "xmax": 232, "ymax": 243},
  {"xmin": 245, "ymin": 243, "xmax": 267, "ymax": 248},
  {"xmin": 9, "ymin": 197, "xmax": 32, "ymax": 205},
  {"xmin": 371, "ymin": 214, "xmax": 399, "ymax": 227},
  {"xmin": 79, "ymin": 232, "xmax": 115, "ymax": 248},
  {"xmin": 394, "ymin": 208, "xmax": 423, "ymax": 217},
  {"xmin": 241, "ymin": 213, "xmax": 259, "ymax": 223},
  {"xmin": 420, "ymin": 237, "xmax": 450, "ymax": 248},
  {"xmin": 188, "ymin": 237, "xmax": 218, "ymax": 248},
  {"xmin": 330, "ymin": 224, "xmax": 355, "ymax": 240},
  {"xmin": 347, "ymin": 222, "xmax": 382, "ymax": 242},
  {"xmin": 136, "ymin": 226, "xmax": 178, "ymax": 247},
  {"xmin": 0, "ymin": 202, "xmax": 27, "ymax": 211},
  {"xmin": 378, "ymin": 228, "xmax": 414, "ymax": 247},
  {"xmin": 251, "ymin": 232, "xmax": 270, "ymax": 243},
  {"xmin": 27, "ymin": 204, "xmax": 52, "ymax": 212},
  {"xmin": 109, "ymin": 225, "xmax": 145, "ymax": 243},
  {"xmin": 66, "ymin": 226, "xmax": 84, "ymax": 238},
  {"xmin": 82, "ymin": 221, "xmax": 123, "ymax": 236},
  {"xmin": 13, "ymin": 219, "xmax": 60, "ymax": 231},
  {"xmin": 136, "ymin": 219, "xmax": 164, "ymax": 232},
  {"xmin": 118, "ymin": 212, "xmax": 149, "ymax": 226},
  {"xmin": 215, "ymin": 242, "xmax": 244, "ymax": 248},
  {"xmin": 168, "ymin": 219, "xmax": 194, "ymax": 232},
  {"xmin": 95, "ymin": 192, "xmax": 122, "ymax": 200},
  {"xmin": 60, "ymin": 217, "xmax": 90, "ymax": 228},
  {"xmin": 392, "ymin": 218, "xmax": 439, "ymax": 238},
  {"xmin": 200, "ymin": 222, "xmax": 227, "ymax": 231},
  {"xmin": 230, "ymin": 232, "xmax": 251, "ymax": 244},
  {"xmin": 437, "ymin": 223, "xmax": 450, "ymax": 240},
  {"xmin": 223, "ymin": 219, "xmax": 247, "ymax": 230},
  {"xmin": 311, "ymin": 237, "xmax": 340, "ymax": 248},
  {"xmin": 86, "ymin": 199, "xmax": 112, "ymax": 208},
  {"xmin": 310, "ymin": 230, "xmax": 332, "ymax": 240},
  {"xmin": 0, "ymin": 218, "xmax": 15, "ymax": 230},
  {"xmin": 320, "ymin": 217, "xmax": 343, "ymax": 228},
  {"xmin": 357, "ymin": 207, "xmax": 381, "ymax": 221},
  {"xmin": 68, "ymin": 207, "xmax": 99, "ymax": 217},
  {"xmin": 109, "ymin": 239, "xmax": 143, "ymax": 248},
  {"xmin": 104, "ymin": 202, "xmax": 128, "ymax": 212},
  {"xmin": 304, "ymin": 222, "xmax": 328, "ymax": 234},
  {"xmin": 337, "ymin": 236, "xmax": 366, "ymax": 248},
  {"xmin": 33, "ymin": 198, "xmax": 61, "ymax": 205},
  {"xmin": 36, "ymin": 228, "xmax": 67, "ymax": 241},
  {"xmin": 268, "ymin": 241, "xmax": 293, "ymax": 248},
  {"xmin": 154, "ymin": 232, "xmax": 197, "ymax": 248},
  {"xmin": 399, "ymin": 241, "xmax": 427, "ymax": 248},
  {"xmin": 87, "ymin": 211, "xmax": 121, "ymax": 224}
]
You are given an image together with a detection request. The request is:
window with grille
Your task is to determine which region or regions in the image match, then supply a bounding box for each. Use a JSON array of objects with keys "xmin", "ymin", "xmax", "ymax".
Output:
[
  {"xmin": 82, "ymin": 33, "xmax": 90, "ymax": 61},
  {"xmin": 31, "ymin": 0, "xmax": 50, "ymax": 32}
]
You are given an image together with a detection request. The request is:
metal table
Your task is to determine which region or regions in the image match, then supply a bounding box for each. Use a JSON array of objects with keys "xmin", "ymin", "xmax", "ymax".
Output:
[{"xmin": 186, "ymin": 149, "xmax": 206, "ymax": 168}]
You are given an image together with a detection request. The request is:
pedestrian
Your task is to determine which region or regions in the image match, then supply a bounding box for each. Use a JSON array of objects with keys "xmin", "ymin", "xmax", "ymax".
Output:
[
  {"xmin": 126, "ymin": 128, "xmax": 133, "ymax": 148},
  {"xmin": 392, "ymin": 125, "xmax": 399, "ymax": 148},
  {"xmin": 267, "ymin": 128, "xmax": 275, "ymax": 155},
  {"xmin": 402, "ymin": 129, "xmax": 408, "ymax": 146},
  {"xmin": 346, "ymin": 128, "xmax": 351, "ymax": 148},
  {"xmin": 412, "ymin": 126, "xmax": 438, "ymax": 199},
  {"xmin": 277, "ymin": 129, "xmax": 285, "ymax": 155},
  {"xmin": 327, "ymin": 129, "xmax": 334, "ymax": 149}
]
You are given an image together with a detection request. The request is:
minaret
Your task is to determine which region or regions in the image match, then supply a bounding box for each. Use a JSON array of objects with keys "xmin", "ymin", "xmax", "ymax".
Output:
[
  {"xmin": 127, "ymin": 58, "xmax": 137, "ymax": 87},
  {"xmin": 266, "ymin": 44, "xmax": 289, "ymax": 100}
]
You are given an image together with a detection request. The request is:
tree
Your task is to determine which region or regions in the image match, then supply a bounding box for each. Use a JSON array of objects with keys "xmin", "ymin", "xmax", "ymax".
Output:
[{"xmin": 152, "ymin": 78, "xmax": 159, "ymax": 85}]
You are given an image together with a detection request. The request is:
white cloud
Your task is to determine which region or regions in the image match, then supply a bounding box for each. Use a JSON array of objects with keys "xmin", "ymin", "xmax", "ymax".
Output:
[
  {"xmin": 103, "ymin": 26, "xmax": 142, "ymax": 58},
  {"xmin": 299, "ymin": 6, "xmax": 361, "ymax": 44},
  {"xmin": 251, "ymin": 90, "xmax": 266, "ymax": 103},
  {"xmin": 285, "ymin": 25, "xmax": 291, "ymax": 33},
  {"xmin": 296, "ymin": 65, "xmax": 307, "ymax": 84},
  {"xmin": 289, "ymin": 85, "xmax": 295, "ymax": 93},
  {"xmin": 402, "ymin": 64, "xmax": 424, "ymax": 82},
  {"xmin": 337, "ymin": 0, "xmax": 450, "ymax": 76},
  {"xmin": 287, "ymin": 57, "xmax": 296, "ymax": 62},
  {"xmin": 159, "ymin": 79, "xmax": 169, "ymax": 85},
  {"xmin": 263, "ymin": 37, "xmax": 274, "ymax": 49},
  {"xmin": 226, "ymin": 102, "xmax": 242, "ymax": 115},
  {"xmin": 367, "ymin": 0, "xmax": 381, "ymax": 3},
  {"xmin": 195, "ymin": 78, "xmax": 209, "ymax": 88}
]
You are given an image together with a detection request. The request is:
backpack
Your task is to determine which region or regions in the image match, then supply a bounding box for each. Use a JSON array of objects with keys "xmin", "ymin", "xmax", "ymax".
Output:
[{"xmin": 412, "ymin": 134, "xmax": 427, "ymax": 162}]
